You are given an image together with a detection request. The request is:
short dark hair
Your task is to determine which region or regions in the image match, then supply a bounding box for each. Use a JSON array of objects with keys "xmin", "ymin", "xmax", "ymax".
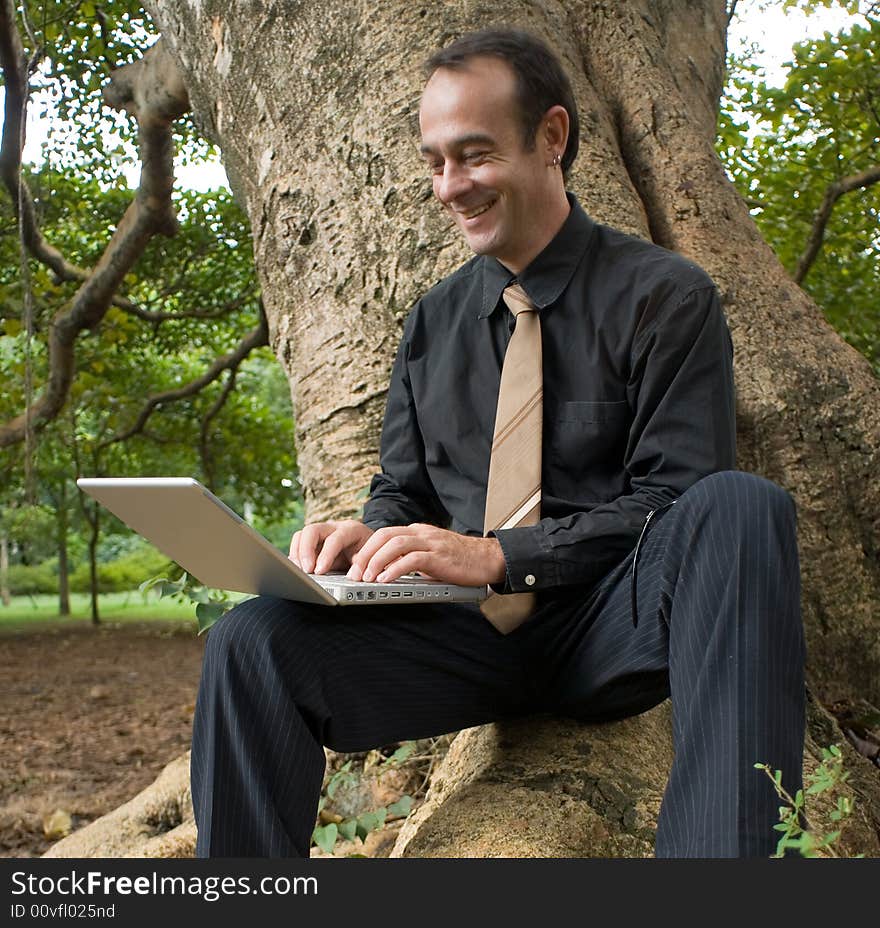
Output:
[{"xmin": 423, "ymin": 28, "xmax": 580, "ymax": 177}]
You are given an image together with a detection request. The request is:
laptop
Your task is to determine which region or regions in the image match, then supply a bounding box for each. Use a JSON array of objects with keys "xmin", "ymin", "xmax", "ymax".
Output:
[{"xmin": 75, "ymin": 477, "xmax": 487, "ymax": 607}]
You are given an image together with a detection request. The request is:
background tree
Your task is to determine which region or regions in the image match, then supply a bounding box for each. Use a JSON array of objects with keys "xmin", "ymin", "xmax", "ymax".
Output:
[
  {"xmin": 0, "ymin": 0, "xmax": 301, "ymax": 622},
  {"xmin": 720, "ymin": 11, "xmax": 880, "ymax": 371}
]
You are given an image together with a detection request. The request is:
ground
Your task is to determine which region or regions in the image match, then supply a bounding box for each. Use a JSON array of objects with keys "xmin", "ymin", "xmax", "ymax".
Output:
[{"xmin": 0, "ymin": 619, "xmax": 205, "ymax": 858}]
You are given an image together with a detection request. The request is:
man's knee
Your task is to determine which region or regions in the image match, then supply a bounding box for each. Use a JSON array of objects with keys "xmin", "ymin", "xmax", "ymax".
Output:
[
  {"xmin": 202, "ymin": 595, "xmax": 310, "ymax": 679},
  {"xmin": 683, "ymin": 470, "xmax": 796, "ymax": 535}
]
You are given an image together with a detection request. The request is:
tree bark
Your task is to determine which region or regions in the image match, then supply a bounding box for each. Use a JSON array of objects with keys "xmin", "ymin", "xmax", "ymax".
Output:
[
  {"xmin": 0, "ymin": 532, "xmax": 9, "ymax": 607},
  {"xmin": 57, "ymin": 481, "xmax": 70, "ymax": 617},
  {"xmin": 86, "ymin": 502, "xmax": 100, "ymax": 626}
]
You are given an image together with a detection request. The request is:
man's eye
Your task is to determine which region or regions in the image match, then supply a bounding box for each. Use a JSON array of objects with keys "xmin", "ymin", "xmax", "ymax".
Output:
[{"xmin": 463, "ymin": 151, "xmax": 487, "ymax": 163}]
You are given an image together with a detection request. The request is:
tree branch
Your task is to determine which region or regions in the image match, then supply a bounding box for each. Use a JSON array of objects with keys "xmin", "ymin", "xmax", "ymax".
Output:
[
  {"xmin": 0, "ymin": 38, "xmax": 190, "ymax": 448},
  {"xmin": 97, "ymin": 312, "xmax": 269, "ymax": 449},
  {"xmin": 726, "ymin": 0, "xmax": 740, "ymax": 28},
  {"xmin": 120, "ymin": 291, "xmax": 253, "ymax": 324},
  {"xmin": 199, "ymin": 369, "xmax": 238, "ymax": 492},
  {"xmin": 794, "ymin": 165, "xmax": 880, "ymax": 285},
  {"xmin": 0, "ymin": 0, "xmax": 94, "ymax": 285}
]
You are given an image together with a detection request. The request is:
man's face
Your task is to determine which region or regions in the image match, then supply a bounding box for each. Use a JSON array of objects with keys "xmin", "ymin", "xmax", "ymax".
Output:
[{"xmin": 419, "ymin": 56, "xmax": 560, "ymax": 274}]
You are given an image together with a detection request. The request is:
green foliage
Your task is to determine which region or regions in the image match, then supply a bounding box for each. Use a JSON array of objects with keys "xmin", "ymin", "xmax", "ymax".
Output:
[
  {"xmin": 755, "ymin": 744, "xmax": 864, "ymax": 857},
  {"xmin": 719, "ymin": 12, "xmax": 880, "ymax": 372},
  {"xmin": 68, "ymin": 543, "xmax": 172, "ymax": 593},
  {"xmin": 783, "ymin": 0, "xmax": 870, "ymax": 14},
  {"xmin": 18, "ymin": 0, "xmax": 210, "ymax": 188},
  {"xmin": 140, "ymin": 573, "xmax": 238, "ymax": 634},
  {"xmin": 5, "ymin": 540, "xmax": 170, "ymax": 596},
  {"xmin": 0, "ymin": 504, "xmax": 57, "ymax": 563},
  {"xmin": 311, "ymin": 749, "xmax": 417, "ymax": 856},
  {"xmin": 5, "ymin": 561, "xmax": 59, "ymax": 596}
]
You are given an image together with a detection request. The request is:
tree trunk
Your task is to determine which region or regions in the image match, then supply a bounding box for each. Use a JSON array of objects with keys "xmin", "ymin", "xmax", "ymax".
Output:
[
  {"xmin": 137, "ymin": 0, "xmax": 880, "ymax": 855},
  {"xmin": 57, "ymin": 480, "xmax": 70, "ymax": 617},
  {"xmin": 0, "ymin": 531, "xmax": 9, "ymax": 607},
  {"xmin": 87, "ymin": 503, "xmax": 100, "ymax": 626}
]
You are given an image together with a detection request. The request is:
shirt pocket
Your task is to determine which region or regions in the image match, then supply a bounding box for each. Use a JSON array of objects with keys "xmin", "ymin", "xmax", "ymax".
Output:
[
  {"xmin": 545, "ymin": 400, "xmax": 631, "ymax": 494},
  {"xmin": 554, "ymin": 400, "xmax": 630, "ymax": 424}
]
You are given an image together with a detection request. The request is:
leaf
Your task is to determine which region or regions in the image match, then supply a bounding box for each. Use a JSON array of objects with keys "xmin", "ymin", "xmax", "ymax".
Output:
[
  {"xmin": 387, "ymin": 795, "xmax": 413, "ymax": 818},
  {"xmin": 326, "ymin": 763, "xmax": 353, "ymax": 799},
  {"xmin": 196, "ymin": 601, "xmax": 228, "ymax": 634},
  {"xmin": 338, "ymin": 820, "xmax": 358, "ymax": 842},
  {"xmin": 312, "ymin": 824, "xmax": 338, "ymax": 855},
  {"xmin": 139, "ymin": 575, "xmax": 168, "ymax": 595},
  {"xmin": 42, "ymin": 808, "xmax": 73, "ymax": 840},
  {"xmin": 187, "ymin": 586, "xmax": 212, "ymax": 604},
  {"xmin": 386, "ymin": 742, "xmax": 416, "ymax": 766},
  {"xmin": 355, "ymin": 809, "xmax": 387, "ymax": 840}
]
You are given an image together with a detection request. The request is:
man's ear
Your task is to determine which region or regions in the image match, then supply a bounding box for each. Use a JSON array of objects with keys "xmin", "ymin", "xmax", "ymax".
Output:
[{"xmin": 543, "ymin": 105, "xmax": 570, "ymax": 160}]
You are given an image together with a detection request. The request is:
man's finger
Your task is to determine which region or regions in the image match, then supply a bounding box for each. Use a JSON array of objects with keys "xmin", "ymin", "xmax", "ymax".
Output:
[
  {"xmin": 362, "ymin": 534, "xmax": 428, "ymax": 582},
  {"xmin": 348, "ymin": 525, "xmax": 416, "ymax": 576},
  {"xmin": 298, "ymin": 522, "xmax": 334, "ymax": 573},
  {"xmin": 314, "ymin": 527, "xmax": 351, "ymax": 574},
  {"xmin": 374, "ymin": 551, "xmax": 433, "ymax": 584}
]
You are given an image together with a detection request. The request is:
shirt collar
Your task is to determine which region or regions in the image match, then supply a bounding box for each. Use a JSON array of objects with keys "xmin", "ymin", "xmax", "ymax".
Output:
[{"xmin": 478, "ymin": 193, "xmax": 596, "ymax": 319}]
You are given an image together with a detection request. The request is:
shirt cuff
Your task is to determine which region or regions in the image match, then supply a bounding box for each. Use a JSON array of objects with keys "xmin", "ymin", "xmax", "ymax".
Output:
[{"xmin": 489, "ymin": 523, "xmax": 557, "ymax": 593}]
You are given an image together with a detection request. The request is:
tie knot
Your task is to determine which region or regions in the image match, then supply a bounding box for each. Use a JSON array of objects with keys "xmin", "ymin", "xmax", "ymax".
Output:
[{"xmin": 502, "ymin": 283, "xmax": 536, "ymax": 317}]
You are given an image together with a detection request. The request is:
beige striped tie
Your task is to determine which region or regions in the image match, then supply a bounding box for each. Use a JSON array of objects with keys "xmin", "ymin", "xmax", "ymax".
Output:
[{"xmin": 480, "ymin": 283, "xmax": 542, "ymax": 634}]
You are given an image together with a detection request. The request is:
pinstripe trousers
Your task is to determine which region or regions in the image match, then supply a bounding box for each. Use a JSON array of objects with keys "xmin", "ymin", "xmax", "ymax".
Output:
[{"xmin": 191, "ymin": 470, "xmax": 806, "ymax": 858}]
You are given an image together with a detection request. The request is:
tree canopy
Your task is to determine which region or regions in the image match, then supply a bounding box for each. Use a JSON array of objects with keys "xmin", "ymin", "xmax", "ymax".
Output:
[
  {"xmin": 720, "ymin": 8, "xmax": 880, "ymax": 371},
  {"xmin": 0, "ymin": 0, "xmax": 301, "ymax": 617}
]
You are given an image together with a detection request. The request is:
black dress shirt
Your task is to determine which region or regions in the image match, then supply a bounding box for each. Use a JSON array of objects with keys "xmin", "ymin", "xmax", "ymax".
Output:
[{"xmin": 362, "ymin": 194, "xmax": 736, "ymax": 597}]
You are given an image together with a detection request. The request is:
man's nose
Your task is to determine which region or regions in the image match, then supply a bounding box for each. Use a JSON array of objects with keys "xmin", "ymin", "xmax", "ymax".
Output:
[{"xmin": 435, "ymin": 161, "xmax": 472, "ymax": 205}]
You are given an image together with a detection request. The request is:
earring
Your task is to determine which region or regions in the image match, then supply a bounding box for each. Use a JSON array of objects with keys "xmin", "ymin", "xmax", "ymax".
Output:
[{"xmin": 552, "ymin": 152, "xmax": 561, "ymax": 167}]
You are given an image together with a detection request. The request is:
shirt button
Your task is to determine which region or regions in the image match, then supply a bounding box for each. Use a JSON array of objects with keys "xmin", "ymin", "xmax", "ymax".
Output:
[{"xmin": 524, "ymin": 574, "xmax": 536, "ymax": 586}]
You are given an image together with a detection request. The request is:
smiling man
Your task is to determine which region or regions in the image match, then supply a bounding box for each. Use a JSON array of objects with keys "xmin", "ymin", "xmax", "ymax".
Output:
[{"xmin": 190, "ymin": 28, "xmax": 806, "ymax": 859}]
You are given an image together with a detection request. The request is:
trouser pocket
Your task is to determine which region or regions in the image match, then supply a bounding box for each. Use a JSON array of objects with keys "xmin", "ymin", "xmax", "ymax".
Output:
[{"xmin": 630, "ymin": 500, "xmax": 676, "ymax": 628}]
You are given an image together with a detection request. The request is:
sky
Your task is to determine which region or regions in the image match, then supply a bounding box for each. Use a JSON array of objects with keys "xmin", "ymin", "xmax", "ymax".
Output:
[
  {"xmin": 728, "ymin": 0, "xmax": 867, "ymax": 82},
  {"xmin": 1, "ymin": 0, "xmax": 870, "ymax": 192}
]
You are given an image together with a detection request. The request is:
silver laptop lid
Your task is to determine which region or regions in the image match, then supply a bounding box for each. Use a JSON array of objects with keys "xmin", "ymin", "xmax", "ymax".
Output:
[{"xmin": 76, "ymin": 477, "xmax": 335, "ymax": 606}]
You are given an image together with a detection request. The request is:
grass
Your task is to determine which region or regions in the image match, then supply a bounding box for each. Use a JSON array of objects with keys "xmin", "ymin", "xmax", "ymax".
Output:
[{"xmin": 0, "ymin": 590, "xmax": 201, "ymax": 632}]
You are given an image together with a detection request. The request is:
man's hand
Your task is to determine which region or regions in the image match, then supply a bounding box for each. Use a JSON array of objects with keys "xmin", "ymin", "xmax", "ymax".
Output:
[
  {"xmin": 289, "ymin": 520, "xmax": 375, "ymax": 574},
  {"xmin": 345, "ymin": 523, "xmax": 507, "ymax": 588}
]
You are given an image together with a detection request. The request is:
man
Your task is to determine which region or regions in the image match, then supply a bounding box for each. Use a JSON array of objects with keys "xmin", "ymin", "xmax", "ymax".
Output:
[{"xmin": 191, "ymin": 28, "xmax": 806, "ymax": 858}]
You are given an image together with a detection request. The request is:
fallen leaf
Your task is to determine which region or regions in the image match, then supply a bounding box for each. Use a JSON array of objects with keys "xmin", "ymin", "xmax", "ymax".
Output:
[{"xmin": 43, "ymin": 809, "xmax": 72, "ymax": 840}]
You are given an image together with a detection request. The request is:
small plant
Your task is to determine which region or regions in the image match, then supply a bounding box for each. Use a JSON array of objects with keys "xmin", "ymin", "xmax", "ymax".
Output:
[
  {"xmin": 755, "ymin": 744, "xmax": 864, "ymax": 858},
  {"xmin": 311, "ymin": 744, "xmax": 418, "ymax": 856},
  {"xmin": 140, "ymin": 573, "xmax": 237, "ymax": 634}
]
